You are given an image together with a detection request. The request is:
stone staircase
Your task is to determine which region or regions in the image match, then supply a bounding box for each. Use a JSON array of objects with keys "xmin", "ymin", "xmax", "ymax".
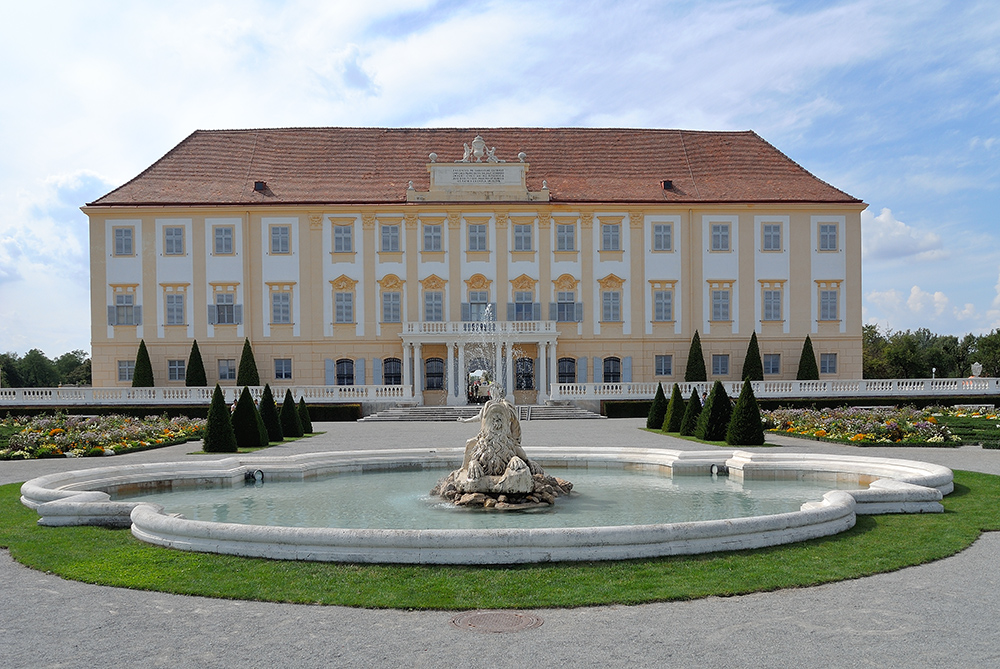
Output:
[{"xmin": 360, "ymin": 404, "xmax": 605, "ymax": 422}]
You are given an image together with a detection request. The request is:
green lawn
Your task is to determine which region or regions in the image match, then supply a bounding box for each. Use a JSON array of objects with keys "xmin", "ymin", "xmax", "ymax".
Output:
[
  {"xmin": 2, "ymin": 470, "xmax": 998, "ymax": 609},
  {"xmin": 939, "ymin": 416, "xmax": 1000, "ymax": 449}
]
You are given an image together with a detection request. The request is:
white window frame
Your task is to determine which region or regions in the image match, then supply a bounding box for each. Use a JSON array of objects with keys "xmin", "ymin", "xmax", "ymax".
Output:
[
  {"xmin": 712, "ymin": 354, "xmax": 730, "ymax": 376},
  {"xmin": 118, "ymin": 360, "xmax": 135, "ymax": 382},
  {"xmin": 382, "ymin": 291, "xmax": 401, "ymax": 323},
  {"xmin": 215, "ymin": 293, "xmax": 235, "ymax": 325},
  {"xmin": 820, "ymin": 289, "xmax": 839, "ymax": 321},
  {"xmin": 381, "ymin": 224, "xmax": 400, "ymax": 252},
  {"xmin": 271, "ymin": 291, "xmax": 291, "ymax": 324},
  {"xmin": 556, "ymin": 224, "xmax": 575, "ymax": 251},
  {"xmin": 602, "ymin": 291, "xmax": 621, "ymax": 322},
  {"xmin": 214, "ymin": 226, "xmax": 234, "ymax": 255},
  {"xmin": 653, "ymin": 223, "xmax": 672, "ymax": 251},
  {"xmin": 653, "ymin": 290, "xmax": 673, "ymax": 322},
  {"xmin": 335, "ymin": 292, "xmax": 354, "ymax": 323},
  {"xmin": 601, "ymin": 223, "xmax": 620, "ymax": 251},
  {"xmin": 271, "ymin": 225, "xmax": 291, "ymax": 254},
  {"xmin": 424, "ymin": 291, "xmax": 443, "ymax": 322},
  {"xmin": 655, "ymin": 354, "xmax": 673, "ymax": 376},
  {"xmin": 333, "ymin": 225, "xmax": 352, "ymax": 253},
  {"xmin": 165, "ymin": 293, "xmax": 185, "ymax": 325},
  {"xmin": 274, "ymin": 358, "xmax": 292, "ymax": 380},
  {"xmin": 820, "ymin": 352, "xmax": 838, "ymax": 374},
  {"xmin": 164, "ymin": 226, "xmax": 184, "ymax": 255},
  {"xmin": 763, "ymin": 353, "xmax": 781, "ymax": 375},
  {"xmin": 763, "ymin": 289, "xmax": 782, "ymax": 321},
  {"xmin": 819, "ymin": 223, "xmax": 838, "ymax": 251},
  {"xmin": 762, "ymin": 223, "xmax": 782, "ymax": 251},
  {"xmin": 468, "ymin": 224, "xmax": 487, "ymax": 252},
  {"xmin": 167, "ymin": 359, "xmax": 185, "ymax": 381},
  {"xmin": 218, "ymin": 359, "xmax": 236, "ymax": 381},
  {"xmin": 113, "ymin": 227, "xmax": 133, "ymax": 256},
  {"xmin": 711, "ymin": 289, "xmax": 730, "ymax": 321},
  {"xmin": 711, "ymin": 223, "xmax": 730, "ymax": 251},
  {"xmin": 513, "ymin": 224, "xmax": 532, "ymax": 251},
  {"xmin": 423, "ymin": 224, "xmax": 442, "ymax": 252}
]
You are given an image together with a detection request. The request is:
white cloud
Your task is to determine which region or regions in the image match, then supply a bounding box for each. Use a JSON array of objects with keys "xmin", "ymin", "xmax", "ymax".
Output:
[
  {"xmin": 862, "ymin": 208, "xmax": 945, "ymax": 261},
  {"xmin": 906, "ymin": 286, "xmax": 949, "ymax": 315},
  {"xmin": 953, "ymin": 303, "xmax": 977, "ymax": 321}
]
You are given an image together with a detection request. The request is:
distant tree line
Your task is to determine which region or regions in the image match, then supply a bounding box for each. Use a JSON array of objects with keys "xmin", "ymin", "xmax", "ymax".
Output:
[
  {"xmin": 0, "ymin": 349, "xmax": 91, "ymax": 388},
  {"xmin": 863, "ymin": 324, "xmax": 1000, "ymax": 379}
]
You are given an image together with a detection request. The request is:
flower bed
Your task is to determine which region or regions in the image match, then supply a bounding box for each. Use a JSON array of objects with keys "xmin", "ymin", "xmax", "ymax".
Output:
[
  {"xmin": 762, "ymin": 406, "xmax": 961, "ymax": 445},
  {"xmin": 0, "ymin": 414, "xmax": 205, "ymax": 460}
]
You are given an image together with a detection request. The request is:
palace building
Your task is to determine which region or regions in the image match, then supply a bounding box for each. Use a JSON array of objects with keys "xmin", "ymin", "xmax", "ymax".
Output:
[{"xmin": 85, "ymin": 128, "xmax": 864, "ymax": 405}]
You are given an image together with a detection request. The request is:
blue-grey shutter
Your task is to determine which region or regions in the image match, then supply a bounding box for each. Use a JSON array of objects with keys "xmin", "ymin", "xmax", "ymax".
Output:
[
  {"xmin": 594, "ymin": 358, "xmax": 603, "ymax": 384},
  {"xmin": 324, "ymin": 358, "xmax": 335, "ymax": 385},
  {"xmin": 207, "ymin": 305, "xmax": 217, "ymax": 325},
  {"xmin": 506, "ymin": 303, "xmax": 515, "ymax": 321},
  {"xmin": 578, "ymin": 357, "xmax": 587, "ymax": 383},
  {"xmin": 234, "ymin": 304, "xmax": 243, "ymax": 325},
  {"xmin": 461, "ymin": 303, "xmax": 471, "ymax": 322},
  {"xmin": 575, "ymin": 302, "xmax": 584, "ymax": 322},
  {"xmin": 488, "ymin": 303, "xmax": 497, "ymax": 320},
  {"xmin": 533, "ymin": 358, "xmax": 539, "ymax": 390},
  {"xmin": 355, "ymin": 358, "xmax": 365, "ymax": 385},
  {"xmin": 133, "ymin": 305, "xmax": 142, "ymax": 325},
  {"xmin": 373, "ymin": 358, "xmax": 382, "ymax": 385},
  {"xmin": 532, "ymin": 303, "xmax": 541, "ymax": 321},
  {"xmin": 107, "ymin": 306, "xmax": 116, "ymax": 326},
  {"xmin": 549, "ymin": 302, "xmax": 557, "ymax": 320},
  {"xmin": 623, "ymin": 356, "xmax": 632, "ymax": 383}
]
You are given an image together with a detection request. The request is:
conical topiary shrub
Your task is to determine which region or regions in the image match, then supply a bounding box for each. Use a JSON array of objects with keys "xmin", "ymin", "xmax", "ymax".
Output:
[
  {"xmin": 662, "ymin": 383, "xmax": 685, "ymax": 432},
  {"xmin": 726, "ymin": 379, "xmax": 765, "ymax": 446},
  {"xmin": 280, "ymin": 389, "xmax": 304, "ymax": 438},
  {"xmin": 646, "ymin": 382, "xmax": 667, "ymax": 429},
  {"xmin": 679, "ymin": 387, "xmax": 702, "ymax": 436},
  {"xmin": 684, "ymin": 331, "xmax": 707, "ymax": 382},
  {"xmin": 203, "ymin": 384, "xmax": 237, "ymax": 453},
  {"xmin": 232, "ymin": 386, "xmax": 267, "ymax": 449},
  {"xmin": 132, "ymin": 339, "xmax": 154, "ymax": 387},
  {"xmin": 742, "ymin": 332, "xmax": 764, "ymax": 381},
  {"xmin": 259, "ymin": 383, "xmax": 283, "ymax": 442},
  {"xmin": 236, "ymin": 338, "xmax": 260, "ymax": 387},
  {"xmin": 185, "ymin": 340, "xmax": 207, "ymax": 387},
  {"xmin": 797, "ymin": 335, "xmax": 820, "ymax": 380},
  {"xmin": 695, "ymin": 380, "xmax": 733, "ymax": 442},
  {"xmin": 298, "ymin": 398, "xmax": 313, "ymax": 434}
]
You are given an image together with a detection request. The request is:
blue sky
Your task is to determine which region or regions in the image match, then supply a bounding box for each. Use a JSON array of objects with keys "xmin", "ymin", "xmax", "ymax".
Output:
[{"xmin": 1, "ymin": 0, "xmax": 998, "ymax": 357}]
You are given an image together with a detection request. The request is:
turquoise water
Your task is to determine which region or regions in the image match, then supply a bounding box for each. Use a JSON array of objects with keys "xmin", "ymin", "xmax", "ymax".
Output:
[{"xmin": 117, "ymin": 468, "xmax": 861, "ymax": 530}]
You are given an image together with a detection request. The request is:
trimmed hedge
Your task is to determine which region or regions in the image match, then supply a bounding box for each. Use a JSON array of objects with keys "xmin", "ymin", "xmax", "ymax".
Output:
[
  {"xmin": 662, "ymin": 383, "xmax": 685, "ymax": 432},
  {"xmin": 604, "ymin": 401, "xmax": 652, "ymax": 418},
  {"xmin": 280, "ymin": 389, "xmax": 304, "ymax": 438},
  {"xmin": 726, "ymin": 380, "xmax": 765, "ymax": 445},
  {"xmin": 646, "ymin": 383, "xmax": 667, "ymax": 429},
  {"xmin": 202, "ymin": 384, "xmax": 237, "ymax": 453},
  {"xmin": 259, "ymin": 384, "xmax": 283, "ymax": 442}
]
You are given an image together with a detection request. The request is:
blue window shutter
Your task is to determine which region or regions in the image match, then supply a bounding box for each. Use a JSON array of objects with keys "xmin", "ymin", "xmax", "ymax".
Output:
[
  {"xmin": 355, "ymin": 358, "xmax": 365, "ymax": 385},
  {"xmin": 533, "ymin": 358, "xmax": 539, "ymax": 390},
  {"xmin": 532, "ymin": 303, "xmax": 541, "ymax": 321},
  {"xmin": 234, "ymin": 304, "xmax": 243, "ymax": 325},
  {"xmin": 507, "ymin": 303, "xmax": 515, "ymax": 320},
  {"xmin": 549, "ymin": 302, "xmax": 557, "ymax": 320},
  {"xmin": 324, "ymin": 359, "xmax": 335, "ymax": 385},
  {"xmin": 207, "ymin": 305, "xmax": 217, "ymax": 325},
  {"xmin": 594, "ymin": 358, "xmax": 603, "ymax": 383},
  {"xmin": 372, "ymin": 358, "xmax": 382, "ymax": 385},
  {"xmin": 107, "ymin": 306, "xmax": 116, "ymax": 326},
  {"xmin": 133, "ymin": 305, "xmax": 142, "ymax": 325},
  {"xmin": 575, "ymin": 302, "xmax": 584, "ymax": 322},
  {"xmin": 623, "ymin": 356, "xmax": 633, "ymax": 383},
  {"xmin": 578, "ymin": 357, "xmax": 587, "ymax": 383},
  {"xmin": 461, "ymin": 303, "xmax": 471, "ymax": 322}
]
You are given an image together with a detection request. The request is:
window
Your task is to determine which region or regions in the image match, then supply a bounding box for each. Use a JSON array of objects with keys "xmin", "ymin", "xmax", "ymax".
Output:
[
  {"xmin": 423, "ymin": 224, "xmax": 442, "ymax": 251},
  {"xmin": 335, "ymin": 292, "xmax": 353, "ymax": 323},
  {"xmin": 556, "ymin": 224, "xmax": 575, "ymax": 251},
  {"xmin": 653, "ymin": 290, "xmax": 673, "ymax": 322},
  {"xmin": 271, "ymin": 226, "xmax": 290, "ymax": 254},
  {"xmin": 118, "ymin": 360, "xmax": 134, "ymax": 382},
  {"xmin": 712, "ymin": 290, "xmax": 730, "ymax": 321},
  {"xmin": 274, "ymin": 358, "xmax": 292, "ymax": 380},
  {"xmin": 214, "ymin": 226, "xmax": 234, "ymax": 254},
  {"xmin": 712, "ymin": 354, "xmax": 730, "ymax": 376},
  {"xmin": 515, "ymin": 358, "xmax": 534, "ymax": 390},
  {"xmin": 819, "ymin": 223, "xmax": 838, "ymax": 251},
  {"xmin": 165, "ymin": 293, "xmax": 185, "ymax": 325},
  {"xmin": 558, "ymin": 358, "xmax": 576, "ymax": 384},
  {"xmin": 653, "ymin": 223, "xmax": 672, "ymax": 251},
  {"xmin": 513, "ymin": 224, "xmax": 532, "ymax": 251},
  {"xmin": 603, "ymin": 357, "xmax": 621, "ymax": 383},
  {"xmin": 113, "ymin": 227, "xmax": 133, "ymax": 256},
  {"xmin": 602, "ymin": 291, "xmax": 621, "ymax": 322},
  {"xmin": 114, "ymin": 294, "xmax": 137, "ymax": 325},
  {"xmin": 381, "ymin": 224, "xmax": 400, "ymax": 252},
  {"xmin": 513, "ymin": 291, "xmax": 534, "ymax": 321},
  {"xmin": 333, "ymin": 225, "xmax": 352, "ymax": 253},
  {"xmin": 468, "ymin": 224, "xmax": 487, "ymax": 252},
  {"xmin": 336, "ymin": 359, "xmax": 355, "ymax": 385},
  {"xmin": 218, "ymin": 359, "xmax": 236, "ymax": 381},
  {"xmin": 601, "ymin": 223, "xmax": 620, "ymax": 251},
  {"xmin": 556, "ymin": 291, "xmax": 579, "ymax": 322},
  {"xmin": 272, "ymin": 292, "xmax": 291, "ymax": 324},
  {"xmin": 215, "ymin": 293, "xmax": 235, "ymax": 325},
  {"xmin": 468, "ymin": 291, "xmax": 489, "ymax": 322},
  {"xmin": 820, "ymin": 353, "xmax": 838, "ymax": 374},
  {"xmin": 763, "ymin": 289, "xmax": 782, "ymax": 321},
  {"xmin": 164, "ymin": 227, "xmax": 184, "ymax": 255},
  {"xmin": 762, "ymin": 224, "xmax": 782, "ymax": 251},
  {"xmin": 655, "ymin": 354, "xmax": 673, "ymax": 376},
  {"xmin": 425, "ymin": 358, "xmax": 444, "ymax": 390},
  {"xmin": 382, "ymin": 291, "xmax": 401, "ymax": 323},
  {"xmin": 763, "ymin": 353, "xmax": 781, "ymax": 375},
  {"xmin": 711, "ymin": 223, "xmax": 730, "ymax": 251},
  {"xmin": 820, "ymin": 290, "xmax": 838, "ymax": 321},
  {"xmin": 168, "ymin": 359, "xmax": 185, "ymax": 381},
  {"xmin": 383, "ymin": 358, "xmax": 402, "ymax": 385},
  {"xmin": 424, "ymin": 291, "xmax": 443, "ymax": 322}
]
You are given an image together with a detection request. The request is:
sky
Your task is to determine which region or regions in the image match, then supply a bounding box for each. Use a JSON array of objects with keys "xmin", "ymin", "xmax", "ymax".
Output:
[{"xmin": 0, "ymin": 0, "xmax": 998, "ymax": 357}]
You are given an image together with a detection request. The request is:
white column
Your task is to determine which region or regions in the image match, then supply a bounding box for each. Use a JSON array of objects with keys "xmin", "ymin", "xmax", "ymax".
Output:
[
  {"xmin": 414, "ymin": 342, "xmax": 423, "ymax": 405},
  {"xmin": 538, "ymin": 341, "xmax": 550, "ymax": 402},
  {"xmin": 494, "ymin": 340, "xmax": 503, "ymax": 395},
  {"xmin": 446, "ymin": 341, "xmax": 460, "ymax": 406},
  {"xmin": 505, "ymin": 340, "xmax": 515, "ymax": 403},
  {"xmin": 458, "ymin": 342, "xmax": 467, "ymax": 403},
  {"xmin": 402, "ymin": 343, "xmax": 412, "ymax": 389}
]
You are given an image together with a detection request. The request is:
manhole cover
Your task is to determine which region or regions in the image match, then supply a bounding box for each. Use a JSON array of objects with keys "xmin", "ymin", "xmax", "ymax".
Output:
[{"xmin": 449, "ymin": 610, "xmax": 544, "ymax": 634}]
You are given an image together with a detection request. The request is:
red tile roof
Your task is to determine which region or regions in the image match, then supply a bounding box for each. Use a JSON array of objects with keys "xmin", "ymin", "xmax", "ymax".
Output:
[{"xmin": 89, "ymin": 127, "xmax": 860, "ymax": 206}]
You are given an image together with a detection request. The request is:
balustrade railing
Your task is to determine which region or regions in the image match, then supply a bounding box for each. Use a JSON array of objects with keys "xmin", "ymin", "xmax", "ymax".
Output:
[
  {"xmin": 0, "ymin": 385, "xmax": 413, "ymax": 406},
  {"xmin": 403, "ymin": 320, "xmax": 559, "ymax": 337}
]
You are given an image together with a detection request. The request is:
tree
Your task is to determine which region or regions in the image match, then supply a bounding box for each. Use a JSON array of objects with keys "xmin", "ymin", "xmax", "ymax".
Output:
[
  {"xmin": 17, "ymin": 349, "xmax": 59, "ymax": 387},
  {"xmin": 695, "ymin": 380, "xmax": 732, "ymax": 442},
  {"xmin": 298, "ymin": 398, "xmax": 313, "ymax": 434},
  {"xmin": 64, "ymin": 359, "xmax": 92, "ymax": 386},
  {"xmin": 646, "ymin": 382, "xmax": 667, "ymax": 429},
  {"xmin": 202, "ymin": 384, "xmax": 237, "ymax": 453},
  {"xmin": 726, "ymin": 380, "xmax": 765, "ymax": 446},
  {"xmin": 132, "ymin": 340, "xmax": 154, "ymax": 387},
  {"xmin": 259, "ymin": 384, "xmax": 283, "ymax": 442},
  {"xmin": 185, "ymin": 340, "xmax": 207, "ymax": 387},
  {"xmin": 232, "ymin": 386, "xmax": 268, "ymax": 449},
  {"xmin": 796, "ymin": 335, "xmax": 819, "ymax": 380},
  {"xmin": 679, "ymin": 387, "xmax": 702, "ymax": 436},
  {"xmin": 54, "ymin": 350, "xmax": 89, "ymax": 385},
  {"xmin": 741, "ymin": 332, "xmax": 763, "ymax": 381},
  {"xmin": 0, "ymin": 353, "xmax": 23, "ymax": 387},
  {"xmin": 662, "ymin": 383, "xmax": 685, "ymax": 432},
  {"xmin": 280, "ymin": 389, "xmax": 304, "ymax": 438},
  {"xmin": 862, "ymin": 324, "xmax": 890, "ymax": 379},
  {"xmin": 684, "ymin": 330, "xmax": 707, "ymax": 382},
  {"xmin": 236, "ymin": 338, "xmax": 259, "ymax": 386}
]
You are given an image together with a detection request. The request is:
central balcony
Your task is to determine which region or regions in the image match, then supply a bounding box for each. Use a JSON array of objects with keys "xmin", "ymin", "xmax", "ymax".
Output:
[{"xmin": 402, "ymin": 320, "xmax": 560, "ymax": 337}]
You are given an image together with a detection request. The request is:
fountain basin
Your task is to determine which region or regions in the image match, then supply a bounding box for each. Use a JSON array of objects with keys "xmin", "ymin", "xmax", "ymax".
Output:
[{"xmin": 20, "ymin": 448, "xmax": 952, "ymax": 564}]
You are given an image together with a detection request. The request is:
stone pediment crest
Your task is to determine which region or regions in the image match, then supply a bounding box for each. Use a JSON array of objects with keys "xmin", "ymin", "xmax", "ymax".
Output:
[
  {"xmin": 510, "ymin": 274, "xmax": 537, "ymax": 292},
  {"xmin": 465, "ymin": 273, "xmax": 492, "ymax": 291},
  {"xmin": 553, "ymin": 273, "xmax": 580, "ymax": 291},
  {"xmin": 378, "ymin": 274, "xmax": 404, "ymax": 291},
  {"xmin": 598, "ymin": 273, "xmax": 626, "ymax": 291},
  {"xmin": 420, "ymin": 274, "xmax": 447, "ymax": 290},
  {"xmin": 330, "ymin": 274, "xmax": 358, "ymax": 291}
]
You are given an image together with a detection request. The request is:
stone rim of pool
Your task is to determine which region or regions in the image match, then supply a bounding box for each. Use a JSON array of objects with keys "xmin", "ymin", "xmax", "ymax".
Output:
[{"xmin": 20, "ymin": 447, "xmax": 953, "ymax": 565}]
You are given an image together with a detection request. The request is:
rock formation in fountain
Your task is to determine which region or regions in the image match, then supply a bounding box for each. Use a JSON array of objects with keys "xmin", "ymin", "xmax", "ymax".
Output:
[{"xmin": 432, "ymin": 396, "xmax": 573, "ymax": 509}]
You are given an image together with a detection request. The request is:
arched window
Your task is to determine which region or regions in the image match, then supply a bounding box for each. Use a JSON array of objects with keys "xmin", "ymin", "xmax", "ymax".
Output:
[
  {"xmin": 515, "ymin": 358, "xmax": 534, "ymax": 390},
  {"xmin": 425, "ymin": 357, "xmax": 444, "ymax": 390},
  {"xmin": 603, "ymin": 356, "xmax": 621, "ymax": 384},
  {"xmin": 557, "ymin": 357, "xmax": 576, "ymax": 384},
  {"xmin": 383, "ymin": 358, "xmax": 401, "ymax": 385},
  {"xmin": 336, "ymin": 358, "xmax": 354, "ymax": 386}
]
